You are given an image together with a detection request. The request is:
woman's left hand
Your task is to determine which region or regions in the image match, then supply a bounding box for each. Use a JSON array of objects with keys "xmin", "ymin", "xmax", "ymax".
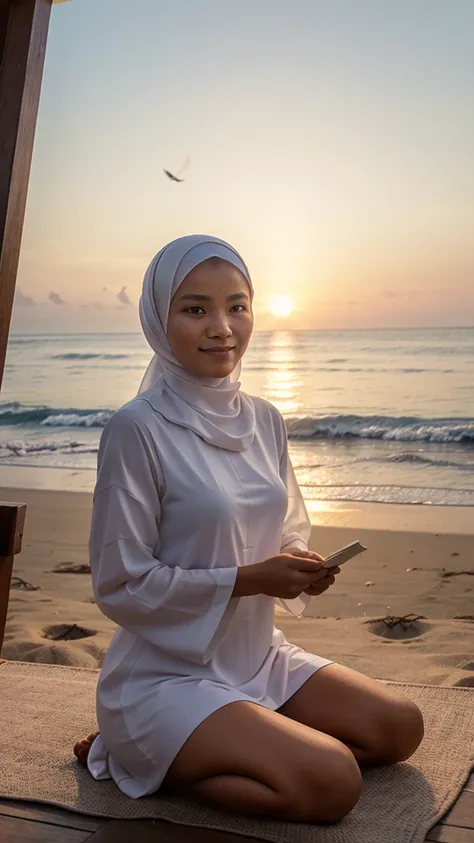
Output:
[
  {"xmin": 285, "ymin": 548, "xmax": 341, "ymax": 596},
  {"xmin": 303, "ymin": 567, "xmax": 341, "ymax": 596}
]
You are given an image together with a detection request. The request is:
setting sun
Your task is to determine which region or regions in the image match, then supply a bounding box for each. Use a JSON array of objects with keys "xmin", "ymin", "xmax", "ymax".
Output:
[{"xmin": 268, "ymin": 295, "xmax": 293, "ymax": 318}]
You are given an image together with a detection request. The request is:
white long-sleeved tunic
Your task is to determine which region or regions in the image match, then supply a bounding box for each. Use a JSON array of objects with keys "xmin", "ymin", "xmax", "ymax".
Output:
[{"xmin": 87, "ymin": 388, "xmax": 332, "ymax": 797}]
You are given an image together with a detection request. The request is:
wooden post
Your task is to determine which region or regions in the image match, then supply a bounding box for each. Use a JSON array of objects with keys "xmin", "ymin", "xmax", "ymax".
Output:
[
  {"xmin": 0, "ymin": 503, "xmax": 26, "ymax": 655},
  {"xmin": 0, "ymin": 0, "xmax": 52, "ymax": 390}
]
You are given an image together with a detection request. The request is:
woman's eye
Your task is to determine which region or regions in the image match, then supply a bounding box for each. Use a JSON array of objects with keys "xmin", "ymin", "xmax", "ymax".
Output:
[{"xmin": 186, "ymin": 305, "xmax": 246, "ymax": 315}]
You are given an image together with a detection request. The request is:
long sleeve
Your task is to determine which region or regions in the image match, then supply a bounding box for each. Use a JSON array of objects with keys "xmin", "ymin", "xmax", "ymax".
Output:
[
  {"xmin": 277, "ymin": 427, "xmax": 312, "ymax": 617},
  {"xmin": 89, "ymin": 410, "xmax": 238, "ymax": 665},
  {"xmin": 279, "ymin": 450, "xmax": 312, "ymax": 554}
]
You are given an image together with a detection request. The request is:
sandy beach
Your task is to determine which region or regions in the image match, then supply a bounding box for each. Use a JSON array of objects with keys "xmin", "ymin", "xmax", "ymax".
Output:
[{"xmin": 2, "ymin": 486, "xmax": 473, "ymax": 688}]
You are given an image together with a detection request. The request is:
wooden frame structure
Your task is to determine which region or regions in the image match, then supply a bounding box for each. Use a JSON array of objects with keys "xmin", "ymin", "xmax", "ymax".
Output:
[
  {"xmin": 0, "ymin": 501, "xmax": 25, "ymax": 652},
  {"xmin": 0, "ymin": 0, "xmax": 53, "ymax": 390},
  {"xmin": 0, "ymin": 3, "xmax": 472, "ymax": 840},
  {"xmin": 0, "ymin": 0, "xmax": 53, "ymax": 659}
]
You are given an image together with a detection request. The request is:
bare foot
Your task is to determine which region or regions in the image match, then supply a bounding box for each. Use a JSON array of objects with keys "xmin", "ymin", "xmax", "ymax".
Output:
[{"xmin": 73, "ymin": 731, "xmax": 100, "ymax": 766}]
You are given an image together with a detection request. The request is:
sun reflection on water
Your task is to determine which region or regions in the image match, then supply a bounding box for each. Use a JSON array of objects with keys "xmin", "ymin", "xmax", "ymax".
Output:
[{"xmin": 262, "ymin": 332, "xmax": 303, "ymax": 415}]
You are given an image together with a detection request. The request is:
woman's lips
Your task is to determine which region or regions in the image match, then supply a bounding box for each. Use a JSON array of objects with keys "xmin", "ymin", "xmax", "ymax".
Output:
[{"xmin": 200, "ymin": 347, "xmax": 235, "ymax": 356}]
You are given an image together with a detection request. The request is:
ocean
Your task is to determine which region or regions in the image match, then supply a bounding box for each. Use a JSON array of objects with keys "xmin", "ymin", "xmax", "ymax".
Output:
[{"xmin": 1, "ymin": 327, "xmax": 473, "ymax": 507}]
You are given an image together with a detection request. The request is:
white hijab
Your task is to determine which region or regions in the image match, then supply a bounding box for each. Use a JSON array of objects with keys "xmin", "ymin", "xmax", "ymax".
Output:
[{"xmin": 138, "ymin": 235, "xmax": 256, "ymax": 452}]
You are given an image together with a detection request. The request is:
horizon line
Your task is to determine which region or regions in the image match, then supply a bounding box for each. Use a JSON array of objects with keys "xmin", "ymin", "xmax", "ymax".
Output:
[{"xmin": 9, "ymin": 324, "xmax": 474, "ymax": 338}]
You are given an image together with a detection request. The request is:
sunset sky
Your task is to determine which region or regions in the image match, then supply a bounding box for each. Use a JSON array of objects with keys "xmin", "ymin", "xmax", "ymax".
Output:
[{"xmin": 11, "ymin": 0, "xmax": 474, "ymax": 333}]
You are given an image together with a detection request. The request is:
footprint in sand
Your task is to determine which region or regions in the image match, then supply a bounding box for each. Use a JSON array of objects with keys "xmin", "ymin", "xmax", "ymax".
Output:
[
  {"xmin": 455, "ymin": 661, "xmax": 474, "ymax": 687},
  {"xmin": 42, "ymin": 623, "xmax": 97, "ymax": 642},
  {"xmin": 51, "ymin": 563, "xmax": 91, "ymax": 574},
  {"xmin": 365, "ymin": 615, "xmax": 430, "ymax": 641},
  {"xmin": 10, "ymin": 577, "xmax": 40, "ymax": 591},
  {"xmin": 440, "ymin": 570, "xmax": 474, "ymax": 579}
]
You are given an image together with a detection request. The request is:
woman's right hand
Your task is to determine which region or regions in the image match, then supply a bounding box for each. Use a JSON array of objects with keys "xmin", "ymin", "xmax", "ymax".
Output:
[{"xmin": 233, "ymin": 553, "xmax": 326, "ymax": 599}]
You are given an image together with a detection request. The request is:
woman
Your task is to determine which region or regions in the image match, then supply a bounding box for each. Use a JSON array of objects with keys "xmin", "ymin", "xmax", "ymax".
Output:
[{"xmin": 79, "ymin": 235, "xmax": 423, "ymax": 823}]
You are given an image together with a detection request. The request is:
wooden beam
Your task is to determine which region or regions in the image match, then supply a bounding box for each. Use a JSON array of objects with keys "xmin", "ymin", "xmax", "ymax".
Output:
[
  {"xmin": 0, "ymin": 4, "xmax": 10, "ymax": 61},
  {"xmin": 0, "ymin": 0, "xmax": 52, "ymax": 390},
  {"xmin": 0, "ymin": 502, "xmax": 26, "ymax": 655}
]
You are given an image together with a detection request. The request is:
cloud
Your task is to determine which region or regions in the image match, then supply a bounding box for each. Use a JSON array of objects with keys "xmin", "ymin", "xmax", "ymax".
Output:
[
  {"xmin": 117, "ymin": 286, "xmax": 132, "ymax": 306},
  {"xmin": 15, "ymin": 289, "xmax": 36, "ymax": 306},
  {"xmin": 49, "ymin": 290, "xmax": 65, "ymax": 305},
  {"xmin": 383, "ymin": 290, "xmax": 399, "ymax": 298}
]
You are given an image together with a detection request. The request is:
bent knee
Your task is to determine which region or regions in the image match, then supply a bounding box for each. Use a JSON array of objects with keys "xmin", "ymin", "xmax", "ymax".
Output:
[
  {"xmin": 284, "ymin": 743, "xmax": 362, "ymax": 823},
  {"xmin": 376, "ymin": 698, "xmax": 424, "ymax": 764}
]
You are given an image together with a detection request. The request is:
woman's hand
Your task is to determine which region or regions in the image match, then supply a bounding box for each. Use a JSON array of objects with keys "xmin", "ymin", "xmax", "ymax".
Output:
[
  {"xmin": 233, "ymin": 552, "xmax": 327, "ymax": 599},
  {"xmin": 286, "ymin": 548, "xmax": 342, "ymax": 597},
  {"xmin": 303, "ymin": 567, "xmax": 341, "ymax": 596},
  {"xmin": 284, "ymin": 548, "xmax": 324, "ymax": 563}
]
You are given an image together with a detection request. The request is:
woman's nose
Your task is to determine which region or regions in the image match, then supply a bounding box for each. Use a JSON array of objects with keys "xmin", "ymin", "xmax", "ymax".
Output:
[{"xmin": 207, "ymin": 313, "xmax": 232, "ymax": 338}]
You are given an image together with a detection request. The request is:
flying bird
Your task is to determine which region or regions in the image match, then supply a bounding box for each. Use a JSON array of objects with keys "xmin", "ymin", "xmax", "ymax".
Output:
[
  {"xmin": 163, "ymin": 156, "xmax": 190, "ymax": 183},
  {"xmin": 117, "ymin": 286, "xmax": 132, "ymax": 306}
]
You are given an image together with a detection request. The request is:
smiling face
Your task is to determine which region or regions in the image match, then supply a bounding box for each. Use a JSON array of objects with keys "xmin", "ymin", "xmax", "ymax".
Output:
[{"xmin": 166, "ymin": 258, "xmax": 254, "ymax": 378}]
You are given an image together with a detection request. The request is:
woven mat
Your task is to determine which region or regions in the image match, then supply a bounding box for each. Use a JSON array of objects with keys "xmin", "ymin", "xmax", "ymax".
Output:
[{"xmin": 0, "ymin": 662, "xmax": 473, "ymax": 843}]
